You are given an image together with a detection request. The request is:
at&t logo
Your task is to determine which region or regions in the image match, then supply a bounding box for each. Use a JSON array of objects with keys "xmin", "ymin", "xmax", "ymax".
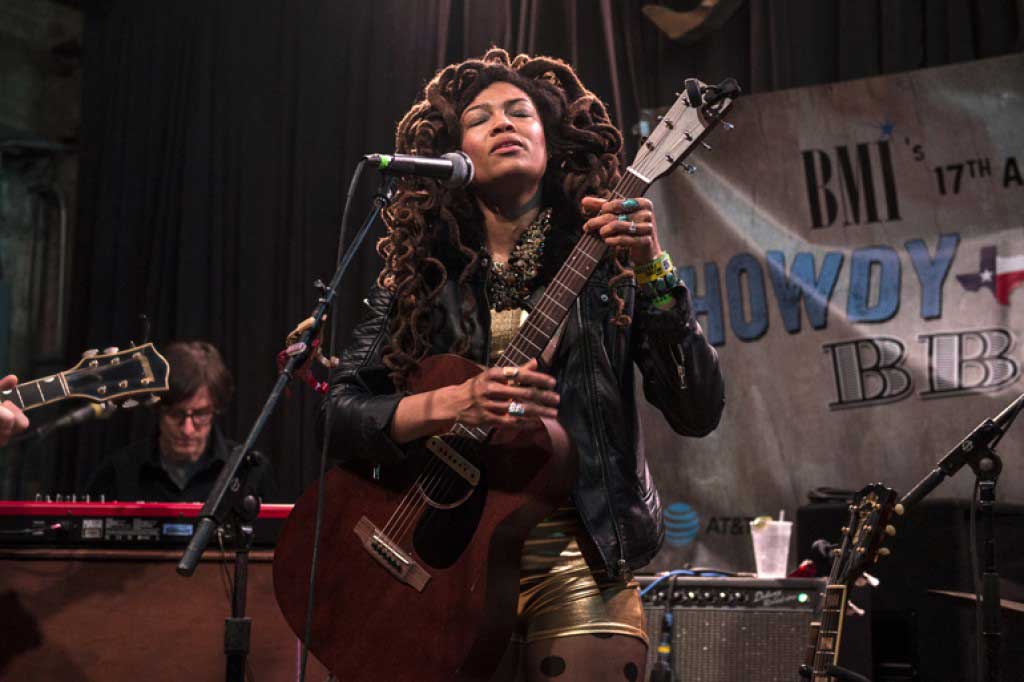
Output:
[{"xmin": 664, "ymin": 502, "xmax": 700, "ymax": 547}]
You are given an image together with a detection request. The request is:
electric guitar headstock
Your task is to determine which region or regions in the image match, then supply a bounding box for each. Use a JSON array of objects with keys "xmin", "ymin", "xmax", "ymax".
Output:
[
  {"xmin": 2, "ymin": 343, "xmax": 171, "ymax": 412},
  {"xmin": 831, "ymin": 483, "xmax": 902, "ymax": 586},
  {"xmin": 801, "ymin": 484, "xmax": 903, "ymax": 681}
]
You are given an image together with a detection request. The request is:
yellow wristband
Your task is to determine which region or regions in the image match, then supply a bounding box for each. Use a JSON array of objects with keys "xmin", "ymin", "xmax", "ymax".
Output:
[{"xmin": 635, "ymin": 252, "xmax": 673, "ymax": 284}]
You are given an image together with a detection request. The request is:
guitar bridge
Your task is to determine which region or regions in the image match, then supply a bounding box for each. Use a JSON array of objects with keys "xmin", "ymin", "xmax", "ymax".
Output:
[{"xmin": 354, "ymin": 516, "xmax": 430, "ymax": 592}]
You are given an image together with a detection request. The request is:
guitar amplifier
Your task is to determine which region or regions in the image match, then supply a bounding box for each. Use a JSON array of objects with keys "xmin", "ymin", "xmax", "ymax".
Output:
[{"xmin": 637, "ymin": 576, "xmax": 825, "ymax": 682}]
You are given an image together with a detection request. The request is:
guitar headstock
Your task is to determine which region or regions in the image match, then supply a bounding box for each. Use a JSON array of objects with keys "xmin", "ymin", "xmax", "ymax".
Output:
[
  {"xmin": 831, "ymin": 483, "xmax": 902, "ymax": 586},
  {"xmin": 628, "ymin": 77, "xmax": 741, "ymax": 184},
  {"xmin": 64, "ymin": 343, "xmax": 170, "ymax": 404}
]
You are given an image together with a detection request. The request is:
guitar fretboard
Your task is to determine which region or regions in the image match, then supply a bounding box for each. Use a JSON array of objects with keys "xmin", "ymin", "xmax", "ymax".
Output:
[
  {"xmin": 810, "ymin": 584, "xmax": 848, "ymax": 682},
  {"xmin": 1, "ymin": 374, "xmax": 68, "ymax": 411},
  {"xmin": 451, "ymin": 171, "xmax": 650, "ymax": 443}
]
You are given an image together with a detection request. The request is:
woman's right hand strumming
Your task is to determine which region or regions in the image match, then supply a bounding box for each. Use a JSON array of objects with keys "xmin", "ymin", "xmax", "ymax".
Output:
[
  {"xmin": 390, "ymin": 359, "xmax": 559, "ymax": 444},
  {"xmin": 449, "ymin": 359, "xmax": 559, "ymax": 428}
]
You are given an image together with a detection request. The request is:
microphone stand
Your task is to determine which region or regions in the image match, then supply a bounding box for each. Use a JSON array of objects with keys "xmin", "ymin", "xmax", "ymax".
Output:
[
  {"xmin": 899, "ymin": 393, "xmax": 1023, "ymax": 682},
  {"xmin": 176, "ymin": 162, "xmax": 393, "ymax": 682}
]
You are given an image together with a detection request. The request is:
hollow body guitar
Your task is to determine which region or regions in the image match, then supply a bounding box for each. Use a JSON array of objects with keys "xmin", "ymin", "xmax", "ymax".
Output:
[{"xmin": 272, "ymin": 78, "xmax": 738, "ymax": 682}]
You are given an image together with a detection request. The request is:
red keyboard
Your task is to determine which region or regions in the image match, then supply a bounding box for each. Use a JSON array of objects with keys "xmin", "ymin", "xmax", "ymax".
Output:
[{"xmin": 0, "ymin": 501, "xmax": 293, "ymax": 547}]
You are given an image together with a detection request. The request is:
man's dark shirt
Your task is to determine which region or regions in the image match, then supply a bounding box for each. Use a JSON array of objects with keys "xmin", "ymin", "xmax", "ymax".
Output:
[{"xmin": 86, "ymin": 427, "xmax": 278, "ymax": 503}]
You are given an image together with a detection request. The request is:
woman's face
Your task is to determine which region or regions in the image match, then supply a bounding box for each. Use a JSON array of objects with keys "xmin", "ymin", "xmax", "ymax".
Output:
[{"xmin": 459, "ymin": 81, "xmax": 548, "ymax": 193}]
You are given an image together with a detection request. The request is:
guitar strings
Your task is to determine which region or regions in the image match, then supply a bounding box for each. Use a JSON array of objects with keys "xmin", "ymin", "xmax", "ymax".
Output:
[
  {"xmin": 382, "ymin": 442, "xmax": 458, "ymax": 536},
  {"xmin": 387, "ymin": 431, "xmax": 481, "ymax": 541},
  {"xmin": 393, "ymin": 434, "xmax": 473, "ymax": 529}
]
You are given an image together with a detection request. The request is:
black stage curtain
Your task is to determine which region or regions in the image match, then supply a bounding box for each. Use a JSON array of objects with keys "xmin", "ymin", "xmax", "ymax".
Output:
[{"xmin": 59, "ymin": 0, "xmax": 1020, "ymax": 501}]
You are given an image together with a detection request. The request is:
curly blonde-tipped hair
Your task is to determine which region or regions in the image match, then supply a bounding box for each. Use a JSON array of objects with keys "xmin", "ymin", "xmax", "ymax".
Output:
[{"xmin": 377, "ymin": 48, "xmax": 628, "ymax": 387}]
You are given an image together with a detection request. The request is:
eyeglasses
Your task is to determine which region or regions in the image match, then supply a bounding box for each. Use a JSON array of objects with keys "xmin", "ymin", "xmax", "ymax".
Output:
[{"xmin": 162, "ymin": 408, "xmax": 216, "ymax": 426}]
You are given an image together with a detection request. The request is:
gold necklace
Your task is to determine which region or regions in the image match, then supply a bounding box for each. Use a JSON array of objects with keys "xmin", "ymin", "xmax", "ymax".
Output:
[{"xmin": 487, "ymin": 207, "xmax": 553, "ymax": 311}]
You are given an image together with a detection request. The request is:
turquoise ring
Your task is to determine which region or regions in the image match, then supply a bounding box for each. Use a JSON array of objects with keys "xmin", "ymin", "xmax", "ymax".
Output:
[{"xmin": 622, "ymin": 198, "xmax": 640, "ymax": 211}]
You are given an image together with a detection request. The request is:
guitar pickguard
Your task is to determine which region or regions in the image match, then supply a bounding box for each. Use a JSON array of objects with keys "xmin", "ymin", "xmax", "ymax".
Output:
[{"xmin": 414, "ymin": 468, "xmax": 488, "ymax": 570}]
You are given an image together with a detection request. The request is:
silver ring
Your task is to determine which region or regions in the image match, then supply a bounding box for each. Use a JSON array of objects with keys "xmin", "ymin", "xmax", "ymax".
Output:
[
  {"xmin": 507, "ymin": 401, "xmax": 526, "ymax": 417},
  {"xmin": 628, "ymin": 221, "xmax": 637, "ymax": 234}
]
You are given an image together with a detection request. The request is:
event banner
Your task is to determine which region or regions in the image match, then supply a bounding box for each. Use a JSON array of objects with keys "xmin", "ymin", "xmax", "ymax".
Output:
[{"xmin": 641, "ymin": 54, "xmax": 1024, "ymax": 572}]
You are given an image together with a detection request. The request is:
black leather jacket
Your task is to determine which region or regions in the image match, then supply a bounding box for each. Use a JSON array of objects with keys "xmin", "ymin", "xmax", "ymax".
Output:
[{"xmin": 320, "ymin": 230, "xmax": 725, "ymax": 576}]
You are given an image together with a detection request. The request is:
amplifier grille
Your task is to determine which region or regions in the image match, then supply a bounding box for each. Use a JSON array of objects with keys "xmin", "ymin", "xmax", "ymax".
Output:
[
  {"xmin": 642, "ymin": 604, "xmax": 667, "ymax": 677},
  {"xmin": 672, "ymin": 607, "xmax": 810, "ymax": 681}
]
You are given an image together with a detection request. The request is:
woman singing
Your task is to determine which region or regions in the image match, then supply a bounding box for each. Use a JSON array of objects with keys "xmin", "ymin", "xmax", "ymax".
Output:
[{"xmin": 320, "ymin": 49, "xmax": 724, "ymax": 681}]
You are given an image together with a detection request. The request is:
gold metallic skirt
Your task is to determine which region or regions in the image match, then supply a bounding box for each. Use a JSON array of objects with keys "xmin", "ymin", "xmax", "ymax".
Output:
[{"xmin": 516, "ymin": 505, "xmax": 647, "ymax": 645}]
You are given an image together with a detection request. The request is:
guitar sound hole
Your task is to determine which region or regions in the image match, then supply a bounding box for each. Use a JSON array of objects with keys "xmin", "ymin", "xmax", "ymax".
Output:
[
  {"xmin": 420, "ymin": 472, "xmax": 473, "ymax": 509},
  {"xmin": 413, "ymin": 470, "xmax": 487, "ymax": 569}
]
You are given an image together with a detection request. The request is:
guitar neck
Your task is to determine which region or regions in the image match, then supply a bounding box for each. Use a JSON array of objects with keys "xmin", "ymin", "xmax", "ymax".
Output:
[
  {"xmin": 494, "ymin": 170, "xmax": 651, "ymax": 369},
  {"xmin": 809, "ymin": 584, "xmax": 848, "ymax": 682},
  {"xmin": 2, "ymin": 374, "xmax": 69, "ymax": 412},
  {"xmin": 802, "ymin": 620, "xmax": 821, "ymax": 673},
  {"xmin": 450, "ymin": 171, "xmax": 650, "ymax": 444}
]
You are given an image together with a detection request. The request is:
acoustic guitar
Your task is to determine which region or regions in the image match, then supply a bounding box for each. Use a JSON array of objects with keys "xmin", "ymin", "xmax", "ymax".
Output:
[{"xmin": 273, "ymin": 78, "xmax": 739, "ymax": 682}]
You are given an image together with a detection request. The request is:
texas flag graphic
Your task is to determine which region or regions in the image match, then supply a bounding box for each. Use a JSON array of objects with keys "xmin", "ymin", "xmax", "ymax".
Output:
[{"xmin": 957, "ymin": 246, "xmax": 1024, "ymax": 305}]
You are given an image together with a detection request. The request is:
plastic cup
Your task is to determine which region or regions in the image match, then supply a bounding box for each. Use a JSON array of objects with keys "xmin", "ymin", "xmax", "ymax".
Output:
[{"xmin": 749, "ymin": 519, "xmax": 792, "ymax": 578}]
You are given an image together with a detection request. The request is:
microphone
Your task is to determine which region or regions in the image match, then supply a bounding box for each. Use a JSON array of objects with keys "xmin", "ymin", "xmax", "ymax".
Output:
[
  {"xmin": 364, "ymin": 151, "xmax": 474, "ymax": 189},
  {"xmin": 6, "ymin": 401, "xmax": 116, "ymax": 447},
  {"xmin": 49, "ymin": 402, "xmax": 117, "ymax": 432},
  {"xmin": 901, "ymin": 392, "xmax": 1024, "ymax": 508}
]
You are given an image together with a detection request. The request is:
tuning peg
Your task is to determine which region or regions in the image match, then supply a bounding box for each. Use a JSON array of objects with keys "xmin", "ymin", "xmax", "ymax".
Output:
[
  {"xmin": 82, "ymin": 349, "xmax": 99, "ymax": 358},
  {"xmin": 878, "ymin": 547, "xmax": 891, "ymax": 557},
  {"xmin": 683, "ymin": 164, "xmax": 697, "ymax": 175},
  {"xmin": 841, "ymin": 526, "xmax": 850, "ymax": 535},
  {"xmin": 145, "ymin": 395, "xmax": 162, "ymax": 406},
  {"xmin": 701, "ymin": 141, "xmax": 712, "ymax": 150},
  {"xmin": 121, "ymin": 398, "xmax": 140, "ymax": 409},
  {"xmin": 885, "ymin": 525, "xmax": 896, "ymax": 536},
  {"xmin": 103, "ymin": 346, "xmax": 119, "ymax": 354},
  {"xmin": 721, "ymin": 121, "xmax": 735, "ymax": 131},
  {"xmin": 894, "ymin": 504, "xmax": 905, "ymax": 516}
]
